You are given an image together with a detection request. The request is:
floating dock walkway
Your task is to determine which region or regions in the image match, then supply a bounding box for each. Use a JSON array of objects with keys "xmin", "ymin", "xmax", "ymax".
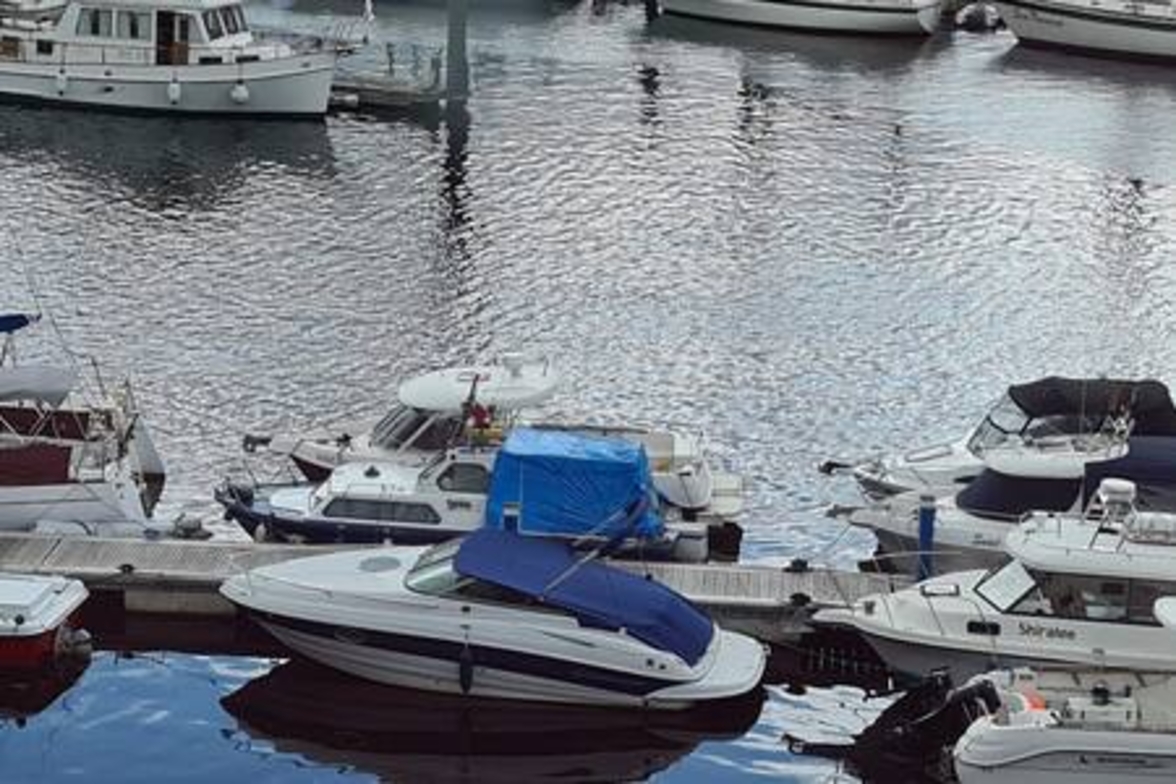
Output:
[{"xmin": 0, "ymin": 532, "xmax": 909, "ymax": 646}]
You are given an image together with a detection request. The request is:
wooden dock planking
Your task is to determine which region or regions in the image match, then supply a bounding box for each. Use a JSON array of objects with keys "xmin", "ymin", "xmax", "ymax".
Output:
[{"xmin": 0, "ymin": 532, "xmax": 909, "ymax": 644}]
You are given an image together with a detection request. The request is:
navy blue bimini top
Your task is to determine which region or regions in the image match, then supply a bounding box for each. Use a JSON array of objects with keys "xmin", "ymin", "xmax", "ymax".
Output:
[{"xmin": 454, "ymin": 529, "xmax": 714, "ymax": 666}]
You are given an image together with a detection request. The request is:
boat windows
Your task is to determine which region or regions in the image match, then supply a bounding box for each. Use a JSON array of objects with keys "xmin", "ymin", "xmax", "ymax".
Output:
[
  {"xmin": 321, "ymin": 498, "xmax": 442, "ymax": 525},
  {"xmin": 35, "ymin": 40, "xmax": 52, "ymax": 56},
  {"xmin": 116, "ymin": 11, "xmax": 151, "ymax": 40},
  {"xmin": 977, "ymin": 562, "xmax": 1176, "ymax": 625},
  {"xmin": 202, "ymin": 8, "xmax": 223, "ymax": 39},
  {"xmin": 77, "ymin": 8, "xmax": 113, "ymax": 37},
  {"xmin": 371, "ymin": 406, "xmax": 427, "ymax": 449},
  {"xmin": 436, "ymin": 463, "xmax": 489, "ymax": 494},
  {"xmin": 975, "ymin": 560, "xmax": 1038, "ymax": 612},
  {"xmin": 220, "ymin": 5, "xmax": 245, "ymax": 34}
]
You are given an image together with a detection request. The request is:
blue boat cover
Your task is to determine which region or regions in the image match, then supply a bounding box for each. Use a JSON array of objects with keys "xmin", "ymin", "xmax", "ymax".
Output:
[
  {"xmin": 455, "ymin": 529, "xmax": 714, "ymax": 665},
  {"xmin": 0, "ymin": 314, "xmax": 35, "ymax": 335},
  {"xmin": 484, "ymin": 428, "xmax": 664, "ymax": 541}
]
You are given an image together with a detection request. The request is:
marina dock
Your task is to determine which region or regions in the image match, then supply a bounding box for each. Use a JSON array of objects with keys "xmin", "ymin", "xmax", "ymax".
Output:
[{"xmin": 0, "ymin": 532, "xmax": 907, "ymax": 645}]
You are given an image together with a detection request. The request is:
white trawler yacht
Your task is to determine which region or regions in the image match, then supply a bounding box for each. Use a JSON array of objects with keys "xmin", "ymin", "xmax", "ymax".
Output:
[
  {"xmin": 818, "ymin": 479, "xmax": 1176, "ymax": 681},
  {"xmin": 0, "ymin": 0, "xmax": 340, "ymax": 115},
  {"xmin": 995, "ymin": 0, "xmax": 1176, "ymax": 61}
]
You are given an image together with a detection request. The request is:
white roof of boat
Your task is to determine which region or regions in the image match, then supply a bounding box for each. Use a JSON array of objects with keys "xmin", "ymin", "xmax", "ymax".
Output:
[
  {"xmin": 1008, "ymin": 513, "xmax": 1176, "ymax": 581},
  {"xmin": 398, "ymin": 360, "xmax": 558, "ymax": 413},
  {"xmin": 55, "ymin": 0, "xmax": 248, "ymax": 10},
  {"xmin": 326, "ymin": 462, "xmax": 423, "ymax": 498},
  {"xmin": 0, "ymin": 573, "xmax": 87, "ymax": 636},
  {"xmin": 0, "ymin": 364, "xmax": 77, "ymax": 407}
]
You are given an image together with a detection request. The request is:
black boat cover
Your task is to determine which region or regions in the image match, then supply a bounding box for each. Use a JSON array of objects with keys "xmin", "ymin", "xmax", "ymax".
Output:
[{"xmin": 1008, "ymin": 377, "xmax": 1176, "ymax": 436}]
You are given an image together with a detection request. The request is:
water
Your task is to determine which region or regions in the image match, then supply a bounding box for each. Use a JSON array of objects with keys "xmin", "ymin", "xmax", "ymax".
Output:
[{"xmin": 4, "ymin": 0, "xmax": 1176, "ymax": 779}]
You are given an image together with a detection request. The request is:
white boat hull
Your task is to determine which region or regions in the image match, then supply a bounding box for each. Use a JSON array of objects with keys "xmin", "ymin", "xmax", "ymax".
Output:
[
  {"xmin": 956, "ymin": 716, "xmax": 1176, "ymax": 783},
  {"xmin": 0, "ymin": 54, "xmax": 336, "ymax": 116},
  {"xmin": 662, "ymin": 0, "xmax": 942, "ymax": 35},
  {"xmin": 995, "ymin": 0, "xmax": 1176, "ymax": 59}
]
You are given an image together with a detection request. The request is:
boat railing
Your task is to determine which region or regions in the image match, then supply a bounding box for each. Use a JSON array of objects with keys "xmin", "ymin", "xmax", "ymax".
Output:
[{"xmin": 14, "ymin": 36, "xmax": 333, "ymax": 68}]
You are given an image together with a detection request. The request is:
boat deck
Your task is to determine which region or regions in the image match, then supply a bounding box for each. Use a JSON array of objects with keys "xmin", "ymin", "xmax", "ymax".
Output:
[{"xmin": 0, "ymin": 532, "xmax": 910, "ymax": 644}]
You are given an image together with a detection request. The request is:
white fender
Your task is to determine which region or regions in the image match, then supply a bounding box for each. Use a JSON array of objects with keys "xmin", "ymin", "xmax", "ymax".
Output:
[
  {"xmin": 167, "ymin": 78, "xmax": 181, "ymax": 105},
  {"xmin": 229, "ymin": 80, "xmax": 249, "ymax": 105},
  {"xmin": 54, "ymin": 69, "xmax": 66, "ymax": 95}
]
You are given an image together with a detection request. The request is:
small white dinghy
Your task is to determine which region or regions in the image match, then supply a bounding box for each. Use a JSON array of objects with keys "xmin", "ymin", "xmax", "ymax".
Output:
[{"xmin": 0, "ymin": 573, "xmax": 90, "ymax": 669}]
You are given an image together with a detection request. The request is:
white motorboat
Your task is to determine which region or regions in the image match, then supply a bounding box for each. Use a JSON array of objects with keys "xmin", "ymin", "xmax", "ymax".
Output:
[
  {"xmin": 823, "ymin": 376, "xmax": 1176, "ymax": 500},
  {"xmin": 219, "ymin": 529, "xmax": 768, "ymax": 709},
  {"xmin": 839, "ymin": 433, "xmax": 1176, "ymax": 577},
  {"xmin": 0, "ymin": 313, "xmax": 166, "ymax": 532},
  {"xmin": 0, "ymin": 571, "xmax": 90, "ymax": 668},
  {"xmin": 954, "ymin": 666, "xmax": 1176, "ymax": 784},
  {"xmin": 660, "ymin": 0, "xmax": 943, "ymax": 35},
  {"xmin": 817, "ymin": 479, "xmax": 1176, "ymax": 681},
  {"xmin": 0, "ymin": 0, "xmax": 340, "ymax": 115},
  {"xmin": 250, "ymin": 355, "xmax": 741, "ymax": 520},
  {"xmin": 218, "ymin": 428, "xmax": 715, "ymax": 562},
  {"xmin": 994, "ymin": 0, "xmax": 1176, "ymax": 61}
]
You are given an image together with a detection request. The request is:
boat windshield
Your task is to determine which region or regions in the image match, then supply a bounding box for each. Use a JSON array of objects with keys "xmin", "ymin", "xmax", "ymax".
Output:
[
  {"xmin": 405, "ymin": 539, "xmax": 463, "ymax": 595},
  {"xmin": 975, "ymin": 561, "xmax": 1039, "ymax": 612},
  {"xmin": 370, "ymin": 406, "xmax": 463, "ymax": 451}
]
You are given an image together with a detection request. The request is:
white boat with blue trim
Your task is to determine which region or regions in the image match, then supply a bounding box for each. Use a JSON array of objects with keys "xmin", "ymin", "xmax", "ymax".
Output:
[
  {"xmin": 219, "ymin": 529, "xmax": 768, "ymax": 709},
  {"xmin": 660, "ymin": 0, "xmax": 943, "ymax": 35},
  {"xmin": 0, "ymin": 0, "xmax": 340, "ymax": 115}
]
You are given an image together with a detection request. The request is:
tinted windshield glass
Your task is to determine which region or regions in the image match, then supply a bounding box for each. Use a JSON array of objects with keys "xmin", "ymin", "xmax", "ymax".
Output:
[
  {"xmin": 975, "ymin": 560, "xmax": 1038, "ymax": 611},
  {"xmin": 371, "ymin": 406, "xmax": 427, "ymax": 449},
  {"xmin": 405, "ymin": 539, "xmax": 462, "ymax": 594}
]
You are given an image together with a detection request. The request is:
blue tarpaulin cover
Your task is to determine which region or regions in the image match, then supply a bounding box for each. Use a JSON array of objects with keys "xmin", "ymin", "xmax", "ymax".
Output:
[
  {"xmin": 484, "ymin": 427, "xmax": 665, "ymax": 541},
  {"xmin": 455, "ymin": 529, "xmax": 714, "ymax": 665}
]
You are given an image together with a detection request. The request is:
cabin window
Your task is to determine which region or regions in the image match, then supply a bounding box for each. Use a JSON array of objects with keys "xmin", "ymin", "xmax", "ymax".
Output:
[
  {"xmin": 437, "ymin": 463, "xmax": 489, "ymax": 494},
  {"xmin": 221, "ymin": 5, "xmax": 241, "ymax": 34},
  {"xmin": 1127, "ymin": 580, "xmax": 1176, "ymax": 624},
  {"xmin": 116, "ymin": 11, "xmax": 151, "ymax": 40},
  {"xmin": 975, "ymin": 561, "xmax": 1037, "ymax": 612},
  {"xmin": 77, "ymin": 8, "xmax": 114, "ymax": 37},
  {"xmin": 35, "ymin": 40, "xmax": 52, "ymax": 55},
  {"xmin": 322, "ymin": 498, "xmax": 442, "ymax": 524},
  {"xmin": 202, "ymin": 9, "xmax": 223, "ymax": 39}
]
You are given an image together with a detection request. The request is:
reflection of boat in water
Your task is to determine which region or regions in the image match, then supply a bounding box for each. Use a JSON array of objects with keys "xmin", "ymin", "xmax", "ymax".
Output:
[
  {"xmin": 221, "ymin": 659, "xmax": 764, "ymax": 783},
  {"xmin": 0, "ymin": 660, "xmax": 88, "ymax": 724},
  {"xmin": 0, "ymin": 103, "xmax": 335, "ymax": 207}
]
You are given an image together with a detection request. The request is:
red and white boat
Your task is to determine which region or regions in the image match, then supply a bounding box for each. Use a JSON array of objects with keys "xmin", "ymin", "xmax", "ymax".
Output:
[{"xmin": 0, "ymin": 572, "xmax": 89, "ymax": 669}]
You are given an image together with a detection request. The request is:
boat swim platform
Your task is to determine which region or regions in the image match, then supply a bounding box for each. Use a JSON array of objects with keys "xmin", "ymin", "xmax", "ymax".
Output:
[{"xmin": 0, "ymin": 532, "xmax": 910, "ymax": 646}]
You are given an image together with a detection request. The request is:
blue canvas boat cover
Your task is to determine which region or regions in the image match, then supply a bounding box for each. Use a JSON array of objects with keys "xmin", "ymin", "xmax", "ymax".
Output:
[
  {"xmin": 0, "ymin": 313, "xmax": 36, "ymax": 335},
  {"xmin": 455, "ymin": 529, "xmax": 714, "ymax": 665},
  {"xmin": 484, "ymin": 427, "xmax": 665, "ymax": 541}
]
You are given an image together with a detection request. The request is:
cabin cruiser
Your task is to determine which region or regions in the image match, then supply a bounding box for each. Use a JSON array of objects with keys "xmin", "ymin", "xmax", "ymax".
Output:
[
  {"xmin": 218, "ymin": 428, "xmax": 718, "ymax": 562},
  {"xmin": 247, "ymin": 356, "xmax": 741, "ymax": 520},
  {"xmin": 817, "ymin": 479, "xmax": 1176, "ymax": 681},
  {"xmin": 954, "ymin": 664, "xmax": 1176, "ymax": 784},
  {"xmin": 0, "ymin": 313, "xmax": 166, "ymax": 532},
  {"xmin": 660, "ymin": 0, "xmax": 942, "ymax": 35},
  {"xmin": 838, "ymin": 434, "xmax": 1176, "ymax": 576},
  {"xmin": 0, "ymin": 0, "xmax": 340, "ymax": 115},
  {"xmin": 220, "ymin": 529, "xmax": 767, "ymax": 709},
  {"xmin": 221, "ymin": 659, "xmax": 763, "ymax": 784},
  {"xmin": 823, "ymin": 376, "xmax": 1176, "ymax": 500},
  {"xmin": 994, "ymin": 0, "xmax": 1176, "ymax": 61}
]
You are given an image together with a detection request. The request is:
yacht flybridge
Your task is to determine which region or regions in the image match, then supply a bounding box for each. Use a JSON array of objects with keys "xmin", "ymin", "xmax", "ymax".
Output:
[
  {"xmin": 0, "ymin": 0, "xmax": 340, "ymax": 115},
  {"xmin": 219, "ymin": 529, "xmax": 768, "ymax": 709},
  {"xmin": 823, "ymin": 376, "xmax": 1176, "ymax": 500},
  {"xmin": 818, "ymin": 479, "xmax": 1176, "ymax": 681}
]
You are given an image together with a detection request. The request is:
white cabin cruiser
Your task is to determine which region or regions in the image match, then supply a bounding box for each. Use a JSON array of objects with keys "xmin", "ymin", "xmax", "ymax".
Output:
[
  {"xmin": 840, "ymin": 433, "xmax": 1176, "ymax": 577},
  {"xmin": 954, "ymin": 665, "xmax": 1176, "ymax": 784},
  {"xmin": 0, "ymin": 313, "xmax": 165, "ymax": 532},
  {"xmin": 218, "ymin": 428, "xmax": 716, "ymax": 562},
  {"xmin": 219, "ymin": 529, "xmax": 768, "ymax": 709},
  {"xmin": 995, "ymin": 0, "xmax": 1176, "ymax": 61},
  {"xmin": 824, "ymin": 376, "xmax": 1176, "ymax": 500},
  {"xmin": 250, "ymin": 356, "xmax": 740, "ymax": 520},
  {"xmin": 661, "ymin": 0, "xmax": 942, "ymax": 35},
  {"xmin": 818, "ymin": 479, "xmax": 1176, "ymax": 681},
  {"xmin": 0, "ymin": 0, "xmax": 339, "ymax": 115}
]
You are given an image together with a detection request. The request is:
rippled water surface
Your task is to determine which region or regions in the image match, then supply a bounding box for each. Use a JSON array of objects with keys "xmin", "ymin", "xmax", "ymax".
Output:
[{"xmin": 5, "ymin": 1, "xmax": 1176, "ymax": 779}]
